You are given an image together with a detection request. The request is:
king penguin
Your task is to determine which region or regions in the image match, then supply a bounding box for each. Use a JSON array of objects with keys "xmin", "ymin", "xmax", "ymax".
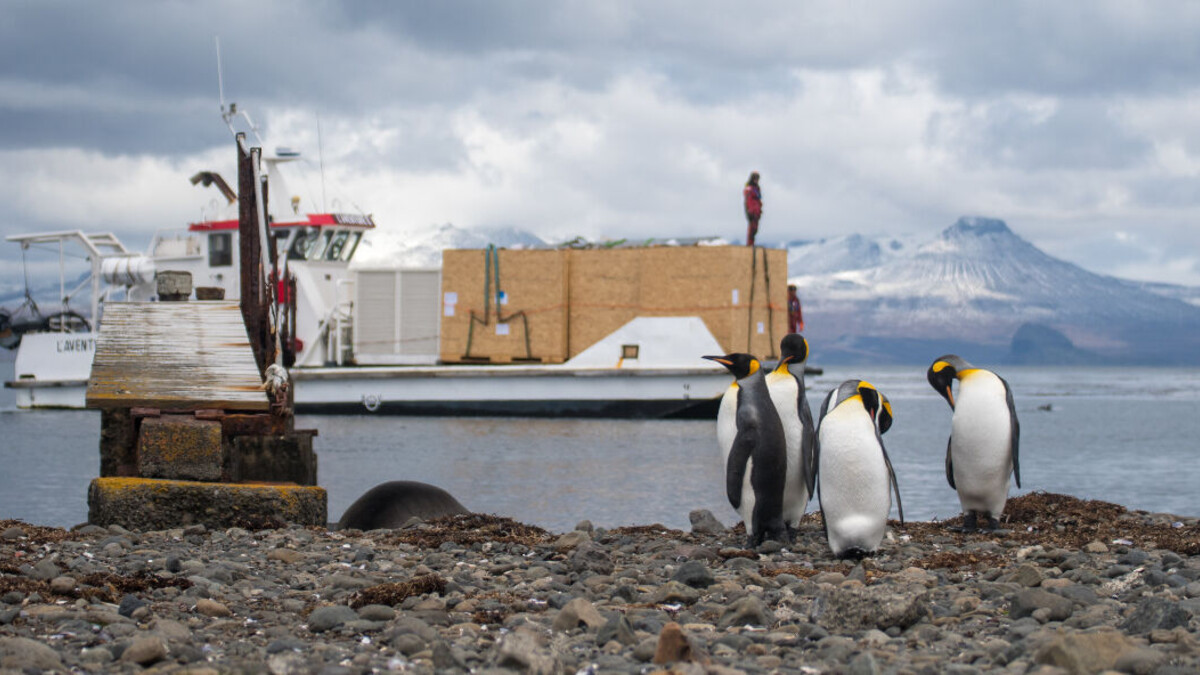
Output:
[
  {"xmin": 815, "ymin": 380, "xmax": 903, "ymax": 559},
  {"xmin": 928, "ymin": 355, "xmax": 1020, "ymax": 532},
  {"xmin": 765, "ymin": 334, "xmax": 816, "ymax": 534},
  {"xmin": 704, "ymin": 352, "xmax": 789, "ymax": 547}
]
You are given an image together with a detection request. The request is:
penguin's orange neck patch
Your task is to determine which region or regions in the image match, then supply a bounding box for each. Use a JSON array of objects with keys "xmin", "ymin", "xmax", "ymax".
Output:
[
  {"xmin": 932, "ymin": 361, "xmax": 951, "ymax": 373},
  {"xmin": 748, "ymin": 360, "xmax": 760, "ymax": 375},
  {"xmin": 958, "ymin": 368, "xmax": 981, "ymax": 379}
]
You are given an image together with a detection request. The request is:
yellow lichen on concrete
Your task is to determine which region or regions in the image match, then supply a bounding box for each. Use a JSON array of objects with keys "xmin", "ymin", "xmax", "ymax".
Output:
[{"xmin": 88, "ymin": 477, "xmax": 327, "ymax": 530}]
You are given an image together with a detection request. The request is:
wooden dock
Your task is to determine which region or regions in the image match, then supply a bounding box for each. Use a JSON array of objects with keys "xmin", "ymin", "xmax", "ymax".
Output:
[{"xmin": 86, "ymin": 301, "xmax": 269, "ymax": 411}]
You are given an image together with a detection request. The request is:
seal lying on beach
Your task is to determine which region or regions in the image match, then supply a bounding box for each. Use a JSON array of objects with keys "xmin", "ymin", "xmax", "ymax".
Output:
[{"xmin": 336, "ymin": 480, "xmax": 469, "ymax": 530}]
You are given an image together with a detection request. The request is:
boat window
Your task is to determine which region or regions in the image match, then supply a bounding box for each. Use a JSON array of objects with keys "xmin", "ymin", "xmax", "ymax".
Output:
[
  {"xmin": 288, "ymin": 230, "xmax": 313, "ymax": 261},
  {"xmin": 209, "ymin": 233, "xmax": 233, "ymax": 267},
  {"xmin": 343, "ymin": 232, "xmax": 363, "ymax": 261},
  {"xmin": 325, "ymin": 231, "xmax": 351, "ymax": 261},
  {"xmin": 307, "ymin": 230, "xmax": 332, "ymax": 260}
]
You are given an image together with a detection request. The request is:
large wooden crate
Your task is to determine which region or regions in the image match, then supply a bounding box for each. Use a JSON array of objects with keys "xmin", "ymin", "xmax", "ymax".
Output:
[{"xmin": 439, "ymin": 246, "xmax": 787, "ymax": 364}]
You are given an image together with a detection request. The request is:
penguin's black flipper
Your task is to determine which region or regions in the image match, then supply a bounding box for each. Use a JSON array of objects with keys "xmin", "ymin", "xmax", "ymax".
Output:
[
  {"xmin": 800, "ymin": 394, "xmax": 817, "ymax": 498},
  {"xmin": 944, "ymin": 437, "xmax": 956, "ymax": 489},
  {"xmin": 1002, "ymin": 376, "xmax": 1021, "ymax": 488},
  {"xmin": 881, "ymin": 442, "xmax": 904, "ymax": 524},
  {"xmin": 726, "ymin": 429, "xmax": 754, "ymax": 510}
]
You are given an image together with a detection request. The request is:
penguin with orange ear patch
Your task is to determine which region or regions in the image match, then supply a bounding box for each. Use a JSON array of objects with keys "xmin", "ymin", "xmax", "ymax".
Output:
[
  {"xmin": 703, "ymin": 352, "xmax": 789, "ymax": 548},
  {"xmin": 928, "ymin": 354, "xmax": 1020, "ymax": 532}
]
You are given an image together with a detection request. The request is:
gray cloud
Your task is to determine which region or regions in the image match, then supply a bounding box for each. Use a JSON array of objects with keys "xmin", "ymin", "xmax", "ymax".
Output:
[{"xmin": 5, "ymin": 1, "xmax": 1200, "ymax": 285}]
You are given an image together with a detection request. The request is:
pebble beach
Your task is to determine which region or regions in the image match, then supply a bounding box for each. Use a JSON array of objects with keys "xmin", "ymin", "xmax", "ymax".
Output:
[{"xmin": 1, "ymin": 492, "xmax": 1199, "ymax": 674}]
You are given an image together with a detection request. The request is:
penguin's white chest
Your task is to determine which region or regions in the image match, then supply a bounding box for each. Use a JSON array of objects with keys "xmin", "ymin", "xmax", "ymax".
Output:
[
  {"xmin": 716, "ymin": 384, "xmax": 739, "ymax": 463},
  {"xmin": 951, "ymin": 372, "xmax": 1013, "ymax": 514},
  {"xmin": 766, "ymin": 371, "xmax": 807, "ymax": 525},
  {"xmin": 818, "ymin": 401, "xmax": 891, "ymax": 554}
]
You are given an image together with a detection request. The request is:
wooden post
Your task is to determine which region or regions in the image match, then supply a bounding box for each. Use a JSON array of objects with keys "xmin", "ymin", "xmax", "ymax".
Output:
[{"xmin": 237, "ymin": 134, "xmax": 269, "ymax": 374}]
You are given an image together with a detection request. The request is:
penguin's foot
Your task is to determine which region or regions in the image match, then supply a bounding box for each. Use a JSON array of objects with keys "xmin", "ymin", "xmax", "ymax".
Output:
[
  {"xmin": 837, "ymin": 547, "xmax": 870, "ymax": 561},
  {"xmin": 949, "ymin": 512, "xmax": 979, "ymax": 533},
  {"xmin": 982, "ymin": 517, "xmax": 1010, "ymax": 534}
]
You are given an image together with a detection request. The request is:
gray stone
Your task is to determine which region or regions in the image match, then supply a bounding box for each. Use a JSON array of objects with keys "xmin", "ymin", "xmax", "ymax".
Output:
[
  {"xmin": 1052, "ymin": 584, "xmax": 1098, "ymax": 607},
  {"xmin": 1010, "ymin": 563, "xmax": 1045, "ymax": 587},
  {"xmin": 596, "ymin": 614, "xmax": 639, "ymax": 646},
  {"xmin": 848, "ymin": 650, "xmax": 881, "ymax": 675},
  {"xmin": 118, "ymin": 593, "xmax": 147, "ymax": 618},
  {"xmin": 1010, "ymin": 589, "xmax": 1075, "ymax": 622},
  {"xmin": 432, "ymin": 640, "xmax": 469, "ymax": 671},
  {"xmin": 719, "ymin": 595, "xmax": 774, "ymax": 629},
  {"xmin": 357, "ymin": 604, "xmax": 396, "ymax": 622},
  {"xmin": 1121, "ymin": 597, "xmax": 1193, "ymax": 634},
  {"xmin": 1114, "ymin": 647, "xmax": 1168, "ymax": 675},
  {"xmin": 671, "ymin": 560, "xmax": 716, "ymax": 588},
  {"xmin": 307, "ymin": 604, "xmax": 358, "ymax": 632},
  {"xmin": 120, "ymin": 636, "xmax": 168, "ymax": 666},
  {"xmin": 0, "ymin": 526, "xmax": 24, "ymax": 541},
  {"xmin": 31, "ymin": 558, "xmax": 59, "ymax": 580},
  {"xmin": 0, "ymin": 636, "xmax": 64, "ymax": 670},
  {"xmin": 569, "ymin": 542, "xmax": 615, "ymax": 575},
  {"xmin": 653, "ymin": 581, "xmax": 701, "ymax": 605},
  {"xmin": 689, "ymin": 509, "xmax": 728, "ymax": 534},
  {"xmin": 49, "ymin": 575, "xmax": 76, "ymax": 594},
  {"xmin": 554, "ymin": 530, "xmax": 590, "ymax": 549},
  {"xmin": 389, "ymin": 632, "xmax": 426, "ymax": 656},
  {"xmin": 492, "ymin": 626, "xmax": 561, "ymax": 674},
  {"xmin": 267, "ymin": 637, "xmax": 306, "ymax": 654},
  {"xmin": 552, "ymin": 597, "xmax": 607, "ymax": 632},
  {"xmin": 1034, "ymin": 628, "xmax": 1137, "ymax": 674},
  {"xmin": 811, "ymin": 585, "xmax": 929, "ymax": 631}
]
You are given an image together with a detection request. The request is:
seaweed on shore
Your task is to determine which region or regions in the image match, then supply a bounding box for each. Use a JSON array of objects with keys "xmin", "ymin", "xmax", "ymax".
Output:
[
  {"xmin": 348, "ymin": 573, "xmax": 446, "ymax": 609},
  {"xmin": 896, "ymin": 492, "xmax": 1200, "ymax": 555},
  {"xmin": 0, "ymin": 570, "xmax": 191, "ymax": 604},
  {"xmin": 0, "ymin": 520, "xmax": 79, "ymax": 546},
  {"xmin": 379, "ymin": 513, "xmax": 550, "ymax": 549},
  {"xmin": 608, "ymin": 524, "xmax": 686, "ymax": 537},
  {"xmin": 911, "ymin": 550, "xmax": 1006, "ymax": 571}
]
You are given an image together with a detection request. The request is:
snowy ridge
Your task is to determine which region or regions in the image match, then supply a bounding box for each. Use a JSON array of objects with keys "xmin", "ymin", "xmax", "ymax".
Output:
[
  {"xmin": 790, "ymin": 217, "xmax": 1200, "ymax": 365},
  {"xmin": 352, "ymin": 223, "xmax": 551, "ymax": 269}
]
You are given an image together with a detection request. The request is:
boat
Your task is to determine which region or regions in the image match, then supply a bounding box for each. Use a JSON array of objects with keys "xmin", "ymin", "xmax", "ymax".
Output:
[{"xmin": 3, "ymin": 103, "xmax": 799, "ymax": 417}]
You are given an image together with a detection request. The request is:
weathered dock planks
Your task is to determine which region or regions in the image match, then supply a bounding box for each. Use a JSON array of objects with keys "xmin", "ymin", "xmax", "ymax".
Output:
[{"xmin": 86, "ymin": 301, "xmax": 269, "ymax": 411}]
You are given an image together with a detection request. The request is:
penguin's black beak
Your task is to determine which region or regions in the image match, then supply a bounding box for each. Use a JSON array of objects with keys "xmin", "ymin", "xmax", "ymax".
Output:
[
  {"xmin": 944, "ymin": 386, "xmax": 955, "ymax": 410},
  {"xmin": 702, "ymin": 355, "xmax": 731, "ymax": 366}
]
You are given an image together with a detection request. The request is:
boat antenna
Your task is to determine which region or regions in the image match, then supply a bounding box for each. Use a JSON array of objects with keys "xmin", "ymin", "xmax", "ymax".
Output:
[
  {"xmin": 216, "ymin": 36, "xmax": 227, "ymax": 117},
  {"xmin": 317, "ymin": 113, "xmax": 327, "ymax": 213}
]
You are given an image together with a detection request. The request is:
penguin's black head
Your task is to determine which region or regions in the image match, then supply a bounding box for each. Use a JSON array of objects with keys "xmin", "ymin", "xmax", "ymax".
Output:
[
  {"xmin": 703, "ymin": 353, "xmax": 760, "ymax": 380},
  {"xmin": 877, "ymin": 392, "xmax": 894, "ymax": 435},
  {"xmin": 927, "ymin": 354, "xmax": 971, "ymax": 409},
  {"xmin": 857, "ymin": 380, "xmax": 882, "ymax": 423},
  {"xmin": 775, "ymin": 334, "xmax": 809, "ymax": 373}
]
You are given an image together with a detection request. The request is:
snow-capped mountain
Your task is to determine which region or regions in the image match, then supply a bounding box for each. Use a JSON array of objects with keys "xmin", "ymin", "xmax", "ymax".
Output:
[
  {"xmin": 790, "ymin": 217, "xmax": 1200, "ymax": 365},
  {"xmin": 353, "ymin": 223, "xmax": 550, "ymax": 269}
]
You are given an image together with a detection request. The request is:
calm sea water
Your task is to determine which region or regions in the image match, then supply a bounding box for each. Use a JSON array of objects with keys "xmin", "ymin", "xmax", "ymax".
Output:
[{"xmin": 2, "ymin": 361, "xmax": 1198, "ymax": 533}]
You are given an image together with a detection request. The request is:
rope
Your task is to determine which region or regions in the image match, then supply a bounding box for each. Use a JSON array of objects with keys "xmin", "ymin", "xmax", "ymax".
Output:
[{"xmin": 464, "ymin": 245, "xmax": 535, "ymax": 361}]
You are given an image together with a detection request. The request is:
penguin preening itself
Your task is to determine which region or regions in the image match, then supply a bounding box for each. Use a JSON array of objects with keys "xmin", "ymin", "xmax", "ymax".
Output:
[
  {"xmin": 927, "ymin": 354, "xmax": 1021, "ymax": 532},
  {"xmin": 815, "ymin": 380, "xmax": 903, "ymax": 559},
  {"xmin": 765, "ymin": 334, "xmax": 816, "ymax": 535},
  {"xmin": 704, "ymin": 352, "xmax": 790, "ymax": 547}
]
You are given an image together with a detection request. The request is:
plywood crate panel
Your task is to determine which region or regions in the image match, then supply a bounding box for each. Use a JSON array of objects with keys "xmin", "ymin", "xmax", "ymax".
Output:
[{"xmin": 439, "ymin": 246, "xmax": 788, "ymax": 364}]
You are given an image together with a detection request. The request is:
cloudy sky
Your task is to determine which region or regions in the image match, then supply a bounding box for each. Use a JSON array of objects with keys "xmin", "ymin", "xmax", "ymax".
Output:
[{"xmin": 4, "ymin": 1, "xmax": 1200, "ymax": 286}]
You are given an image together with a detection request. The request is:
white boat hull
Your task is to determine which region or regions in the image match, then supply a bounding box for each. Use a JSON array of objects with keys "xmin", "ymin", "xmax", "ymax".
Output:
[
  {"xmin": 6, "ymin": 332, "xmax": 94, "ymax": 409},
  {"xmin": 292, "ymin": 365, "xmax": 728, "ymax": 418}
]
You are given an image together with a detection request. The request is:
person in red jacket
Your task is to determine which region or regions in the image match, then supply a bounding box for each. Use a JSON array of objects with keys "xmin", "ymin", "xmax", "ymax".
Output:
[
  {"xmin": 743, "ymin": 171, "xmax": 762, "ymax": 246},
  {"xmin": 788, "ymin": 284, "xmax": 805, "ymax": 333}
]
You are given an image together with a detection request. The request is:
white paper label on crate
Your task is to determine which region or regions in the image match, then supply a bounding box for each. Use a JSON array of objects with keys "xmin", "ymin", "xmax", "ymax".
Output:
[
  {"xmin": 444, "ymin": 304, "xmax": 455, "ymax": 317},
  {"xmin": 732, "ymin": 289, "xmax": 739, "ymax": 305},
  {"xmin": 498, "ymin": 291, "xmax": 508, "ymax": 305},
  {"xmin": 496, "ymin": 323, "xmax": 510, "ymax": 336},
  {"xmin": 444, "ymin": 292, "xmax": 457, "ymax": 304},
  {"xmin": 757, "ymin": 321, "xmax": 765, "ymax": 334}
]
